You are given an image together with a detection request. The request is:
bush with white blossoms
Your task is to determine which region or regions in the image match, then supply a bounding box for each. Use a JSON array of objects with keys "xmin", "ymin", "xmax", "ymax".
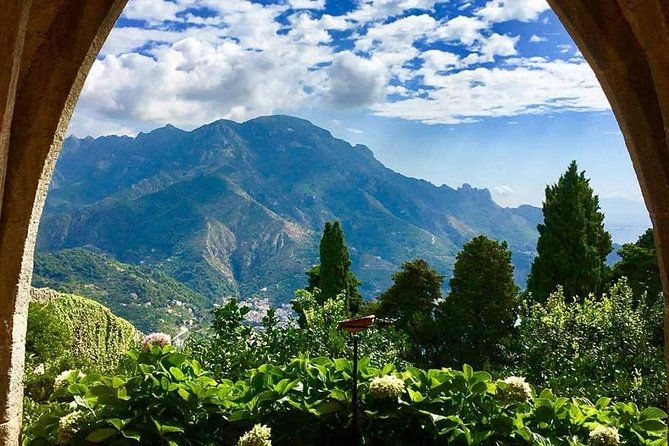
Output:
[
  {"xmin": 498, "ymin": 376, "xmax": 532, "ymax": 402},
  {"xmin": 237, "ymin": 424, "xmax": 272, "ymax": 446},
  {"xmin": 53, "ymin": 369, "xmax": 84, "ymax": 390},
  {"xmin": 369, "ymin": 375, "xmax": 406, "ymax": 399},
  {"xmin": 57, "ymin": 411, "xmax": 82, "ymax": 445},
  {"xmin": 142, "ymin": 332, "xmax": 172, "ymax": 351},
  {"xmin": 589, "ymin": 425, "xmax": 620, "ymax": 446}
]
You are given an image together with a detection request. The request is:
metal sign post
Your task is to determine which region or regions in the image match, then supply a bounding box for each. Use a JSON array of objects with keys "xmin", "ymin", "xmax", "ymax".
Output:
[{"xmin": 338, "ymin": 315, "xmax": 376, "ymax": 445}]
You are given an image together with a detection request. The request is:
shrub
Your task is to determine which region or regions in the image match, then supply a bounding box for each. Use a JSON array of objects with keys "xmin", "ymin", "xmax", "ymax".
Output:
[
  {"xmin": 515, "ymin": 279, "xmax": 666, "ymax": 407},
  {"xmin": 24, "ymin": 346, "xmax": 667, "ymax": 446},
  {"xmin": 186, "ymin": 291, "xmax": 410, "ymax": 382}
]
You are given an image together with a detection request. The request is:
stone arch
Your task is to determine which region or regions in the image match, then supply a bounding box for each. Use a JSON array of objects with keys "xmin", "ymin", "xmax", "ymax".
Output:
[
  {"xmin": 1, "ymin": 1, "xmax": 668, "ymax": 444},
  {"xmin": 0, "ymin": 1, "xmax": 128, "ymax": 443}
]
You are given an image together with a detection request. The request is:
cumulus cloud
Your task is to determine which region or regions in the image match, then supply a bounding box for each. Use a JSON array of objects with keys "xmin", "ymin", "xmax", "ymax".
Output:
[
  {"xmin": 476, "ymin": 0, "xmax": 550, "ymax": 23},
  {"xmin": 69, "ymin": 0, "xmax": 610, "ymax": 136},
  {"xmin": 325, "ymin": 52, "xmax": 388, "ymax": 107},
  {"xmin": 288, "ymin": 0, "xmax": 326, "ymax": 10},
  {"xmin": 347, "ymin": 0, "xmax": 445, "ymax": 24},
  {"xmin": 529, "ymin": 34, "xmax": 547, "ymax": 43},
  {"xmin": 371, "ymin": 58, "xmax": 608, "ymax": 124}
]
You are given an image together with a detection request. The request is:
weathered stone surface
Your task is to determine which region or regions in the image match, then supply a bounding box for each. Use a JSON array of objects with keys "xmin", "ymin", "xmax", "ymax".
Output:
[
  {"xmin": 1, "ymin": 0, "xmax": 669, "ymax": 444},
  {"xmin": 0, "ymin": 2, "xmax": 127, "ymax": 445}
]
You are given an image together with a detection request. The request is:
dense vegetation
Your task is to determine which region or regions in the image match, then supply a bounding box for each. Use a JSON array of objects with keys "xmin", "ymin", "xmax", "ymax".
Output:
[
  {"xmin": 23, "ymin": 291, "xmax": 138, "ymax": 428},
  {"xmin": 23, "ymin": 161, "xmax": 667, "ymax": 444},
  {"xmin": 24, "ymin": 343, "xmax": 667, "ymax": 445},
  {"xmin": 33, "ymin": 248, "xmax": 206, "ymax": 332},
  {"xmin": 527, "ymin": 161, "xmax": 612, "ymax": 302}
]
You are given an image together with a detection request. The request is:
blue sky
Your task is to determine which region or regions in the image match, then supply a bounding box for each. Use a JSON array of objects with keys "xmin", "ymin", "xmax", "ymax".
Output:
[{"xmin": 67, "ymin": 0, "xmax": 643, "ymax": 212}]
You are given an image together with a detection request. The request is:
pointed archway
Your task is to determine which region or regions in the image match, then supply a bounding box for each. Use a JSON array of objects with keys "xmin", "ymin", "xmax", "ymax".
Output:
[
  {"xmin": 1, "ymin": 1, "xmax": 669, "ymax": 444},
  {"xmin": 0, "ymin": 1, "xmax": 127, "ymax": 443}
]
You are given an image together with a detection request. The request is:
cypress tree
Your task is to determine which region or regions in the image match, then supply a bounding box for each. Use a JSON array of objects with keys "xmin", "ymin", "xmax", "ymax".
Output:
[
  {"xmin": 527, "ymin": 161, "xmax": 612, "ymax": 302},
  {"xmin": 439, "ymin": 236, "xmax": 519, "ymax": 369},
  {"xmin": 316, "ymin": 221, "xmax": 362, "ymax": 314}
]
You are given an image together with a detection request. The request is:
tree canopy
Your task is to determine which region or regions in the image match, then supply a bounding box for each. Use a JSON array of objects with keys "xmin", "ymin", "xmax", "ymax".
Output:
[
  {"xmin": 313, "ymin": 221, "xmax": 362, "ymax": 314},
  {"xmin": 377, "ymin": 258, "xmax": 444, "ymax": 365},
  {"xmin": 439, "ymin": 235, "xmax": 519, "ymax": 369},
  {"xmin": 611, "ymin": 228, "xmax": 662, "ymax": 302},
  {"xmin": 527, "ymin": 161, "xmax": 612, "ymax": 302}
]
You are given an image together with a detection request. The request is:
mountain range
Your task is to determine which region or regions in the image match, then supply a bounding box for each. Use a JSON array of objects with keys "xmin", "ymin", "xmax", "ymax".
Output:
[{"xmin": 37, "ymin": 115, "xmax": 548, "ymax": 328}]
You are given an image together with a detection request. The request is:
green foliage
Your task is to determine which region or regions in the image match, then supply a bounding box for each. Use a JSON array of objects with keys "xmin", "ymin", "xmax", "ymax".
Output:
[
  {"xmin": 439, "ymin": 236, "xmax": 519, "ymax": 370},
  {"xmin": 317, "ymin": 221, "xmax": 363, "ymax": 314},
  {"xmin": 515, "ymin": 278, "xmax": 666, "ymax": 408},
  {"xmin": 24, "ymin": 301, "xmax": 75, "ymax": 404},
  {"xmin": 611, "ymin": 228, "xmax": 662, "ymax": 304},
  {"xmin": 25, "ymin": 293, "xmax": 137, "ymax": 375},
  {"xmin": 24, "ymin": 346, "xmax": 667, "ymax": 445},
  {"xmin": 33, "ymin": 248, "xmax": 207, "ymax": 332},
  {"xmin": 23, "ymin": 292, "xmax": 138, "ymax": 416},
  {"xmin": 26, "ymin": 301, "xmax": 72, "ymax": 367},
  {"xmin": 527, "ymin": 161, "xmax": 612, "ymax": 302},
  {"xmin": 188, "ymin": 290, "xmax": 409, "ymax": 382},
  {"xmin": 376, "ymin": 259, "xmax": 444, "ymax": 365},
  {"xmin": 39, "ymin": 293, "xmax": 138, "ymax": 373}
]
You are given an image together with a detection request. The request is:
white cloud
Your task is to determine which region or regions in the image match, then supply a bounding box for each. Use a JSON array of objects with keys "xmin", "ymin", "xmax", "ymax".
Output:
[
  {"xmin": 288, "ymin": 0, "xmax": 326, "ymax": 10},
  {"xmin": 476, "ymin": 0, "xmax": 550, "ymax": 23},
  {"xmin": 122, "ymin": 0, "xmax": 183, "ymax": 23},
  {"xmin": 477, "ymin": 33, "xmax": 518, "ymax": 61},
  {"xmin": 70, "ymin": 0, "xmax": 610, "ymax": 136},
  {"xmin": 347, "ymin": 0, "xmax": 445, "ymax": 24},
  {"xmin": 325, "ymin": 51, "xmax": 388, "ymax": 107},
  {"xmin": 346, "ymin": 127, "xmax": 364, "ymax": 134},
  {"xmin": 529, "ymin": 34, "xmax": 546, "ymax": 43},
  {"xmin": 493, "ymin": 185, "xmax": 514, "ymax": 195},
  {"xmin": 421, "ymin": 50, "xmax": 460, "ymax": 71},
  {"xmin": 432, "ymin": 15, "xmax": 487, "ymax": 45},
  {"xmin": 355, "ymin": 14, "xmax": 437, "ymax": 73},
  {"xmin": 76, "ymin": 34, "xmax": 329, "ymax": 131},
  {"xmin": 371, "ymin": 58, "xmax": 609, "ymax": 124},
  {"xmin": 557, "ymin": 44, "xmax": 571, "ymax": 54}
]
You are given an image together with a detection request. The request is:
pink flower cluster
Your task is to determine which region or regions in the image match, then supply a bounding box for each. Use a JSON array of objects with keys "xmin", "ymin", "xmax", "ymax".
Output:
[{"xmin": 142, "ymin": 332, "xmax": 172, "ymax": 351}]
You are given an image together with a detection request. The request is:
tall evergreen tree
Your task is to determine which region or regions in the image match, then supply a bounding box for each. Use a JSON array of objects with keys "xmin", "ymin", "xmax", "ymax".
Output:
[
  {"xmin": 527, "ymin": 161, "xmax": 612, "ymax": 302},
  {"xmin": 377, "ymin": 259, "xmax": 444, "ymax": 365},
  {"xmin": 439, "ymin": 236, "xmax": 519, "ymax": 369},
  {"xmin": 315, "ymin": 221, "xmax": 362, "ymax": 314}
]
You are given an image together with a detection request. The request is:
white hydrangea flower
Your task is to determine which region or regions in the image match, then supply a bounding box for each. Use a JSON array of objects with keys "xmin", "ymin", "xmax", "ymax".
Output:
[
  {"xmin": 53, "ymin": 370, "xmax": 84, "ymax": 390},
  {"xmin": 589, "ymin": 425, "xmax": 620, "ymax": 446},
  {"xmin": 368, "ymin": 375, "xmax": 406, "ymax": 399},
  {"xmin": 57, "ymin": 410, "xmax": 82, "ymax": 445},
  {"xmin": 142, "ymin": 332, "xmax": 172, "ymax": 351},
  {"xmin": 237, "ymin": 424, "xmax": 272, "ymax": 446},
  {"xmin": 499, "ymin": 376, "xmax": 532, "ymax": 401}
]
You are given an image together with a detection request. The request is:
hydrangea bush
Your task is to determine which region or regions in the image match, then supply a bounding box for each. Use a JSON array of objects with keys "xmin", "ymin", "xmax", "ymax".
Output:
[
  {"xmin": 368, "ymin": 375, "xmax": 405, "ymax": 399},
  {"xmin": 237, "ymin": 424, "xmax": 272, "ymax": 446},
  {"xmin": 23, "ymin": 346, "xmax": 667, "ymax": 445}
]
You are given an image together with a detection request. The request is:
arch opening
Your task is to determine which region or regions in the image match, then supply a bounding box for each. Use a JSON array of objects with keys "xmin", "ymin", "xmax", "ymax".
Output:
[{"xmin": 2, "ymin": 1, "xmax": 669, "ymax": 444}]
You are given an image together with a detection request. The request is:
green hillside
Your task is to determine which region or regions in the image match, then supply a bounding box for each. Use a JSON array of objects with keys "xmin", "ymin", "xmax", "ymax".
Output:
[{"xmin": 33, "ymin": 249, "xmax": 207, "ymax": 333}]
